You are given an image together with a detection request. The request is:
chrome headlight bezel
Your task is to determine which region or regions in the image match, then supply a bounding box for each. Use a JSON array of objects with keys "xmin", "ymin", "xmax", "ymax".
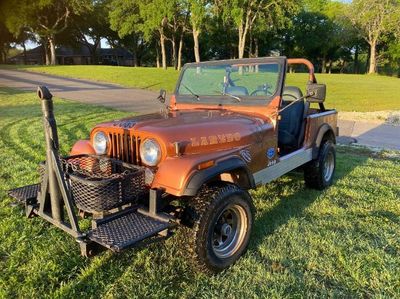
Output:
[
  {"xmin": 92, "ymin": 131, "xmax": 108, "ymax": 155},
  {"xmin": 140, "ymin": 138, "xmax": 161, "ymax": 166}
]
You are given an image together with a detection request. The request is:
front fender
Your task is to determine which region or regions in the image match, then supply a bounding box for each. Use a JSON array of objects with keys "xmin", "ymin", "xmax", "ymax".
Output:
[
  {"xmin": 151, "ymin": 150, "xmax": 253, "ymax": 197},
  {"xmin": 70, "ymin": 140, "xmax": 96, "ymax": 156},
  {"xmin": 182, "ymin": 157, "xmax": 254, "ymax": 196}
]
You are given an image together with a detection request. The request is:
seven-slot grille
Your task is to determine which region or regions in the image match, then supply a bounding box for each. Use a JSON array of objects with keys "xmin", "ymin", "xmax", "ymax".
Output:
[{"xmin": 108, "ymin": 132, "xmax": 141, "ymax": 164}]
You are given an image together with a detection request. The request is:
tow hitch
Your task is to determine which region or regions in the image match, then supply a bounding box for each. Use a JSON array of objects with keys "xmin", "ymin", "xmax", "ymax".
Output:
[{"xmin": 8, "ymin": 86, "xmax": 174, "ymax": 256}]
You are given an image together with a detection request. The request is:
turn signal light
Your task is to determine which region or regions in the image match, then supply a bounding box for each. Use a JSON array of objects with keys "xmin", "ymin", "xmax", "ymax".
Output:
[{"xmin": 198, "ymin": 160, "xmax": 215, "ymax": 170}]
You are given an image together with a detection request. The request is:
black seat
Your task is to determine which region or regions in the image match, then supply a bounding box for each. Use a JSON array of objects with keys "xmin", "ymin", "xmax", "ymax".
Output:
[{"xmin": 278, "ymin": 86, "xmax": 305, "ymax": 148}]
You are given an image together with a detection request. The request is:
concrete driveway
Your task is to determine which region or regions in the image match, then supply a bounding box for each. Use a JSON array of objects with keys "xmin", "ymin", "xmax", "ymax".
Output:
[
  {"xmin": 338, "ymin": 119, "xmax": 400, "ymax": 150},
  {"xmin": 1, "ymin": 68, "xmax": 399, "ymax": 150},
  {"xmin": 0, "ymin": 69, "xmax": 162, "ymax": 114}
]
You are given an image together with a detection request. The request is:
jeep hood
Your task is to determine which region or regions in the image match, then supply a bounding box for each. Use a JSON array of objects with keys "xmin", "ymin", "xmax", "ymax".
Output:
[{"xmin": 93, "ymin": 109, "xmax": 274, "ymax": 156}]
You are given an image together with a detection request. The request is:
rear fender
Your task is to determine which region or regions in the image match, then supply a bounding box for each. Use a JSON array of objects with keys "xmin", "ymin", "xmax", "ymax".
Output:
[{"xmin": 313, "ymin": 124, "xmax": 336, "ymax": 159}]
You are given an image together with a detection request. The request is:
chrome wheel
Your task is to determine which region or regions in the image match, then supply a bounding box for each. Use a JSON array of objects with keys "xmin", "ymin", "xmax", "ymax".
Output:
[
  {"xmin": 323, "ymin": 150, "xmax": 335, "ymax": 182},
  {"xmin": 212, "ymin": 204, "xmax": 248, "ymax": 259}
]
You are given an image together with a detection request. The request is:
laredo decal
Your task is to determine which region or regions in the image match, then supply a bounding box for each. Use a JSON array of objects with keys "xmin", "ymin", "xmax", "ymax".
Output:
[{"xmin": 191, "ymin": 132, "xmax": 241, "ymax": 147}]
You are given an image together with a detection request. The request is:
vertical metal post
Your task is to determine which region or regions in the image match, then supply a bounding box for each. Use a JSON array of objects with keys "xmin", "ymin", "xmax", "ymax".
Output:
[{"xmin": 38, "ymin": 86, "xmax": 63, "ymax": 221}]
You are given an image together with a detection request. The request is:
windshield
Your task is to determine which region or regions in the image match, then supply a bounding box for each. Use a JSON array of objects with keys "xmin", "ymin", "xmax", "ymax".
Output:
[{"xmin": 176, "ymin": 59, "xmax": 284, "ymax": 105}]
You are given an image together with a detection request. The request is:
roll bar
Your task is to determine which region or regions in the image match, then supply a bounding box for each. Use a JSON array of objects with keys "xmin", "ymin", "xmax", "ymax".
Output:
[{"xmin": 287, "ymin": 58, "xmax": 317, "ymax": 83}]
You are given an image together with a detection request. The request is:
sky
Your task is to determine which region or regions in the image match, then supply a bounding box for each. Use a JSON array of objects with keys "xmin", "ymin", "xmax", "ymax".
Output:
[{"xmin": 24, "ymin": 38, "xmax": 109, "ymax": 50}]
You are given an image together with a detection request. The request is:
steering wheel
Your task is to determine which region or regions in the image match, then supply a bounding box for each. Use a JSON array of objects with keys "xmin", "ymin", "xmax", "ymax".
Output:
[{"xmin": 250, "ymin": 83, "xmax": 273, "ymax": 96}]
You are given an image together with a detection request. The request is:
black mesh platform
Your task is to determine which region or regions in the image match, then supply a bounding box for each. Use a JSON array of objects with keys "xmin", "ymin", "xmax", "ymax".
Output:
[
  {"xmin": 88, "ymin": 211, "xmax": 171, "ymax": 252},
  {"xmin": 8, "ymin": 184, "xmax": 40, "ymax": 204}
]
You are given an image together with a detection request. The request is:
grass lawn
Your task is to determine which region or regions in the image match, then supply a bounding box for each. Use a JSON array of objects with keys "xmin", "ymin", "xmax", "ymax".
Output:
[
  {"xmin": 1, "ymin": 64, "xmax": 399, "ymax": 112},
  {"xmin": 0, "ymin": 87, "xmax": 400, "ymax": 298}
]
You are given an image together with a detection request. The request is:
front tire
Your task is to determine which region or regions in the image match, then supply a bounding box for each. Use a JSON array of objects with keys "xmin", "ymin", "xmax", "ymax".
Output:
[
  {"xmin": 180, "ymin": 183, "xmax": 254, "ymax": 273},
  {"xmin": 304, "ymin": 140, "xmax": 336, "ymax": 190}
]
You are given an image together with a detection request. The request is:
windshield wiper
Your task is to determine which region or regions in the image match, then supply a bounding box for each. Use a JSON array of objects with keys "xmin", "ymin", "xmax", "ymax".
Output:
[
  {"xmin": 224, "ymin": 93, "xmax": 242, "ymax": 102},
  {"xmin": 181, "ymin": 83, "xmax": 200, "ymax": 101},
  {"xmin": 214, "ymin": 90, "xmax": 242, "ymax": 102}
]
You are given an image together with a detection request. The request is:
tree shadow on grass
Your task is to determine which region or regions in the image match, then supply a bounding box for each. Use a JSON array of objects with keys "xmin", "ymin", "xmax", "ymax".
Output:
[
  {"xmin": 250, "ymin": 146, "xmax": 369, "ymax": 251},
  {"xmin": 1, "ymin": 86, "xmax": 384, "ymax": 296},
  {"xmin": 241, "ymin": 147, "xmax": 375, "ymax": 296},
  {"xmin": 51, "ymin": 148, "xmax": 373, "ymax": 298}
]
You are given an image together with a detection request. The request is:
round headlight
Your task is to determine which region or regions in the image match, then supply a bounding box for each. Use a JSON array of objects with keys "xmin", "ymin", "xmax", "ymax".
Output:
[
  {"xmin": 93, "ymin": 131, "xmax": 108, "ymax": 155},
  {"xmin": 140, "ymin": 139, "xmax": 161, "ymax": 166}
]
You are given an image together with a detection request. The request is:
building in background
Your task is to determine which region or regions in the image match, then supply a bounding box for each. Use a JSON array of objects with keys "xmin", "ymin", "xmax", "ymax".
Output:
[{"xmin": 7, "ymin": 45, "xmax": 135, "ymax": 66}]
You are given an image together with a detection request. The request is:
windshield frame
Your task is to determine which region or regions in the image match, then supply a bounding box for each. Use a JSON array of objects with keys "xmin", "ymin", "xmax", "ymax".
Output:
[{"xmin": 174, "ymin": 57, "xmax": 287, "ymax": 106}]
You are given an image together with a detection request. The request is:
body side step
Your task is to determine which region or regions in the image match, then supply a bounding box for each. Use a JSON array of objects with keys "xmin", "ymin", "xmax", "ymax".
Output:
[
  {"xmin": 8, "ymin": 184, "xmax": 40, "ymax": 204},
  {"xmin": 87, "ymin": 210, "xmax": 173, "ymax": 252},
  {"xmin": 8, "ymin": 185, "xmax": 173, "ymax": 253}
]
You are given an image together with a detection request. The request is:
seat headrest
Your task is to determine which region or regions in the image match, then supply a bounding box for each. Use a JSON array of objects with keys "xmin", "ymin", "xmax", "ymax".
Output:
[{"xmin": 282, "ymin": 86, "xmax": 303, "ymax": 102}]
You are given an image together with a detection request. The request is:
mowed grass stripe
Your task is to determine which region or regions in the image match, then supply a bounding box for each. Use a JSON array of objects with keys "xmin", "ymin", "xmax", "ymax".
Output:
[
  {"xmin": 2, "ymin": 64, "xmax": 399, "ymax": 112},
  {"xmin": 0, "ymin": 87, "xmax": 399, "ymax": 298}
]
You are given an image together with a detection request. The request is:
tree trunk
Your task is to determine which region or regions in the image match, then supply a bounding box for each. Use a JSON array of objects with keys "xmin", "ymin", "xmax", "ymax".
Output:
[
  {"xmin": 177, "ymin": 31, "xmax": 184, "ymax": 70},
  {"xmin": 22, "ymin": 42, "xmax": 27, "ymax": 65},
  {"xmin": 171, "ymin": 37, "xmax": 177, "ymax": 69},
  {"xmin": 48, "ymin": 35, "xmax": 57, "ymax": 65},
  {"xmin": 156, "ymin": 45, "xmax": 160, "ymax": 68},
  {"xmin": 88, "ymin": 38, "xmax": 101, "ymax": 65},
  {"xmin": 354, "ymin": 44, "xmax": 359, "ymax": 74},
  {"xmin": 87, "ymin": 44, "xmax": 97, "ymax": 65},
  {"xmin": 43, "ymin": 41, "xmax": 50, "ymax": 65},
  {"xmin": 249, "ymin": 29, "xmax": 253, "ymax": 58},
  {"xmin": 192, "ymin": 27, "xmax": 200, "ymax": 63},
  {"xmin": 132, "ymin": 35, "xmax": 138, "ymax": 67},
  {"xmin": 160, "ymin": 33, "xmax": 167, "ymax": 70},
  {"xmin": 0, "ymin": 49, "xmax": 6, "ymax": 64},
  {"xmin": 328, "ymin": 60, "xmax": 332, "ymax": 74},
  {"xmin": 254, "ymin": 38, "xmax": 259, "ymax": 58},
  {"xmin": 238, "ymin": 27, "xmax": 246, "ymax": 59},
  {"xmin": 321, "ymin": 56, "xmax": 327, "ymax": 73},
  {"xmin": 238, "ymin": 12, "xmax": 251, "ymax": 59},
  {"xmin": 254, "ymin": 38, "xmax": 259, "ymax": 72},
  {"xmin": 368, "ymin": 40, "xmax": 377, "ymax": 74}
]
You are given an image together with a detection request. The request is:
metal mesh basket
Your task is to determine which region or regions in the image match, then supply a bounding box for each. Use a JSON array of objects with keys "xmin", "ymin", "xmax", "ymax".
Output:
[{"xmin": 61, "ymin": 155, "xmax": 147, "ymax": 213}]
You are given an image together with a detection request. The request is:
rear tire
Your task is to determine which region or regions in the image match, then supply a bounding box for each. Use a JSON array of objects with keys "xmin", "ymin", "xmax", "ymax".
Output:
[
  {"xmin": 304, "ymin": 140, "xmax": 336, "ymax": 190},
  {"xmin": 180, "ymin": 183, "xmax": 254, "ymax": 273}
]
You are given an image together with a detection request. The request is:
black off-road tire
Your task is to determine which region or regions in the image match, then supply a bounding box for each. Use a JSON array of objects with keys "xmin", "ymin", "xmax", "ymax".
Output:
[
  {"xmin": 304, "ymin": 140, "xmax": 336, "ymax": 190},
  {"xmin": 179, "ymin": 183, "xmax": 255, "ymax": 273}
]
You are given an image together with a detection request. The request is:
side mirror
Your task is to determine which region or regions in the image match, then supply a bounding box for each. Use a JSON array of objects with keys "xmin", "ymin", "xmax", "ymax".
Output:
[
  {"xmin": 158, "ymin": 89, "xmax": 166, "ymax": 103},
  {"xmin": 306, "ymin": 83, "xmax": 326, "ymax": 103}
]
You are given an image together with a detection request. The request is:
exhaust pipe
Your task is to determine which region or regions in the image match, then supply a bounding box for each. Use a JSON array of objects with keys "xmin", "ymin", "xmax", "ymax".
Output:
[{"xmin": 37, "ymin": 86, "xmax": 63, "ymax": 221}]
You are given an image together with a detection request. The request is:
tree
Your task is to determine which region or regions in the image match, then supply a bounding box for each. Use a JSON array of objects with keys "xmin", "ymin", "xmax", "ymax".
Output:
[
  {"xmin": 0, "ymin": 11, "xmax": 15, "ymax": 63},
  {"xmin": 290, "ymin": 11, "xmax": 340, "ymax": 72},
  {"xmin": 109, "ymin": 0, "xmax": 143, "ymax": 66},
  {"xmin": 110, "ymin": 0, "xmax": 176, "ymax": 69},
  {"xmin": 71, "ymin": 0, "xmax": 110, "ymax": 64},
  {"xmin": 348, "ymin": 0, "xmax": 400, "ymax": 74},
  {"xmin": 189, "ymin": 0, "xmax": 208, "ymax": 62},
  {"xmin": 2, "ymin": 0, "xmax": 90, "ymax": 65},
  {"xmin": 218, "ymin": 0, "xmax": 297, "ymax": 59}
]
